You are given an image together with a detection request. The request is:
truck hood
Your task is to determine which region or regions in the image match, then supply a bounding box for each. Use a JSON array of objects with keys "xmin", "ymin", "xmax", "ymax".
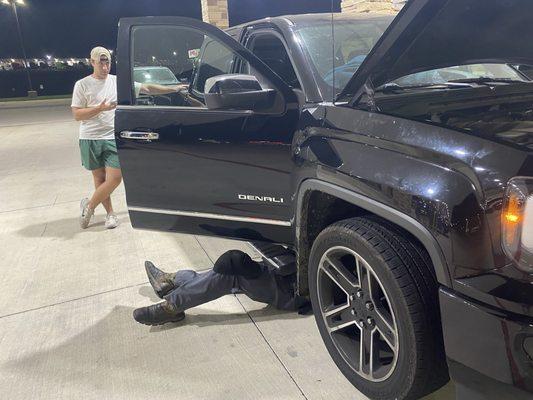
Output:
[{"xmin": 339, "ymin": 0, "xmax": 533, "ymax": 101}]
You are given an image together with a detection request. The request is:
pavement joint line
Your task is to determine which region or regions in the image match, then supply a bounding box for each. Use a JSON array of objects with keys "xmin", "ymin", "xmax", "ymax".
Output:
[
  {"xmin": 40, "ymin": 222, "xmax": 48, "ymax": 237},
  {"xmin": 0, "ymin": 119, "xmax": 73, "ymax": 128},
  {"xmin": 236, "ymin": 296, "xmax": 309, "ymax": 400},
  {"xmin": 0, "ymin": 281, "xmax": 149, "ymax": 320},
  {"xmin": 0, "ymin": 264, "xmax": 221, "ymax": 321},
  {"xmin": 0, "ymin": 198, "xmax": 91, "ymax": 214},
  {"xmin": 194, "ymin": 236, "xmax": 308, "ymax": 399},
  {"xmin": 53, "ymin": 198, "xmax": 89, "ymax": 207},
  {"xmin": 194, "ymin": 235, "xmax": 214, "ymax": 264},
  {"xmin": 0, "ymin": 202, "xmax": 55, "ymax": 214}
]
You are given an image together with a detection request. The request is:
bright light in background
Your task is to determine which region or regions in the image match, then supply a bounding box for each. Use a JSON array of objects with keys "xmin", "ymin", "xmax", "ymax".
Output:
[
  {"xmin": 1, "ymin": 0, "xmax": 27, "ymax": 5},
  {"xmin": 173, "ymin": 51, "xmax": 177, "ymax": 56},
  {"xmin": 45, "ymin": 55, "xmax": 51, "ymax": 60},
  {"xmin": 109, "ymin": 50, "xmax": 113, "ymax": 54},
  {"xmin": 10, "ymin": 58, "xmax": 15, "ymax": 62}
]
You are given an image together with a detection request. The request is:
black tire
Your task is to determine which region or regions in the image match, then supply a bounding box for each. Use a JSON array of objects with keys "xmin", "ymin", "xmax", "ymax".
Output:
[{"xmin": 309, "ymin": 216, "xmax": 449, "ymax": 400}]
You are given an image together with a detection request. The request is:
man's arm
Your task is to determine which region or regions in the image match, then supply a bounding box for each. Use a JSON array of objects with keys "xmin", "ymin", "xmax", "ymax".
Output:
[
  {"xmin": 139, "ymin": 83, "xmax": 188, "ymax": 96},
  {"xmin": 72, "ymin": 100, "xmax": 116, "ymax": 121}
]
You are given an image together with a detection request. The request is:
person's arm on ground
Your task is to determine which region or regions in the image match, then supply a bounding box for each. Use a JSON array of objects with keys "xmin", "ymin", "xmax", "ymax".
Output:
[{"xmin": 72, "ymin": 100, "xmax": 116, "ymax": 121}]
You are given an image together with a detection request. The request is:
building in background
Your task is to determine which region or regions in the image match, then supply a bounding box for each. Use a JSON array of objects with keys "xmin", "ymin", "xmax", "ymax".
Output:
[
  {"xmin": 201, "ymin": 0, "xmax": 229, "ymax": 29},
  {"xmin": 200, "ymin": 0, "xmax": 406, "ymax": 28},
  {"xmin": 341, "ymin": 0, "xmax": 406, "ymax": 14}
]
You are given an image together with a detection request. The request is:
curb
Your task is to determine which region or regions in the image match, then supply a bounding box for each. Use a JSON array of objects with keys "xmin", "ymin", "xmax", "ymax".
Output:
[{"xmin": 0, "ymin": 98, "xmax": 71, "ymax": 110}]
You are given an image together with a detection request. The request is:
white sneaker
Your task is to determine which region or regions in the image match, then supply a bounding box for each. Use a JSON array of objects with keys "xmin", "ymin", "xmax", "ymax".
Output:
[
  {"xmin": 105, "ymin": 213, "xmax": 119, "ymax": 229},
  {"xmin": 79, "ymin": 198, "xmax": 94, "ymax": 229}
]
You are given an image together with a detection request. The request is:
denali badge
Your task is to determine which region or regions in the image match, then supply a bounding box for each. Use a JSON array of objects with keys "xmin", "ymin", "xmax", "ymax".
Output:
[{"xmin": 238, "ymin": 194, "xmax": 284, "ymax": 203}]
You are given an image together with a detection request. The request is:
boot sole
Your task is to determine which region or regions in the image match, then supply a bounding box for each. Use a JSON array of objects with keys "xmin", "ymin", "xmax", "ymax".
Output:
[{"xmin": 136, "ymin": 313, "xmax": 185, "ymax": 326}]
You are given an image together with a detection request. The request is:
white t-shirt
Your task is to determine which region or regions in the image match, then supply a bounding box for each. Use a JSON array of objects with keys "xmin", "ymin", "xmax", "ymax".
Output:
[{"xmin": 71, "ymin": 74, "xmax": 117, "ymax": 140}]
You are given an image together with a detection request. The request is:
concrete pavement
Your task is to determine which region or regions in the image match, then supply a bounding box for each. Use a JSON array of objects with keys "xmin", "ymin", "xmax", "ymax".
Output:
[{"xmin": 0, "ymin": 100, "xmax": 455, "ymax": 400}]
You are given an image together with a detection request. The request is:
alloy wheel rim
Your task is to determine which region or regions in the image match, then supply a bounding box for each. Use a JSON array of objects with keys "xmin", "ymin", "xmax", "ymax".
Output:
[{"xmin": 317, "ymin": 246, "xmax": 399, "ymax": 382}]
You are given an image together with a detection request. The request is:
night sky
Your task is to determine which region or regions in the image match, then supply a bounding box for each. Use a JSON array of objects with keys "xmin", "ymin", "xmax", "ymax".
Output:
[{"xmin": 0, "ymin": 0, "xmax": 340, "ymax": 58}]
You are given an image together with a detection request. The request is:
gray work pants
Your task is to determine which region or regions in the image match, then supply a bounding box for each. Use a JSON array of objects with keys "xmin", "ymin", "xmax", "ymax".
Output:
[{"xmin": 164, "ymin": 266, "xmax": 299, "ymax": 313}]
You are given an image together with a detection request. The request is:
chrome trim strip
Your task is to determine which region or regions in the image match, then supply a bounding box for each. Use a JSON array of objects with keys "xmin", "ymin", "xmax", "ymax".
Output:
[{"xmin": 128, "ymin": 206, "xmax": 292, "ymax": 226}]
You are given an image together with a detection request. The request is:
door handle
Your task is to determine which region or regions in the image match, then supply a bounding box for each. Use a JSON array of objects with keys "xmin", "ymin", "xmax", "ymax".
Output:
[{"xmin": 120, "ymin": 131, "xmax": 159, "ymax": 141}]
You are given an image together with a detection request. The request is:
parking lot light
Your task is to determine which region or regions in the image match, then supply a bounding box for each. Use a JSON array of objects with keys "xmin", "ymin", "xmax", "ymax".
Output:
[{"xmin": 2, "ymin": 0, "xmax": 34, "ymax": 95}]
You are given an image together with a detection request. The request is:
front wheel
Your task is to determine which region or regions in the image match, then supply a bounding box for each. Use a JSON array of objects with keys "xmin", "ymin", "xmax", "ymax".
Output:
[{"xmin": 309, "ymin": 217, "xmax": 448, "ymax": 400}]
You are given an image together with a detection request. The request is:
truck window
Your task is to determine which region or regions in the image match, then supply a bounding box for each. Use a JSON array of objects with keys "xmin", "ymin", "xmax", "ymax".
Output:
[
  {"xmin": 191, "ymin": 38, "xmax": 235, "ymax": 94},
  {"xmin": 131, "ymin": 25, "xmax": 205, "ymax": 107},
  {"xmin": 247, "ymin": 34, "xmax": 301, "ymax": 89}
]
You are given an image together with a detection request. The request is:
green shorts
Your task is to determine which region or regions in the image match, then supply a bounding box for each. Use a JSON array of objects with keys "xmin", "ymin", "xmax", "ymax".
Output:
[{"xmin": 79, "ymin": 139, "xmax": 121, "ymax": 170}]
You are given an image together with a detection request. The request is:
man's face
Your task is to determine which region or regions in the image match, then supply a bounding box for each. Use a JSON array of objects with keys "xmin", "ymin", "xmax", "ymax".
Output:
[{"xmin": 91, "ymin": 56, "xmax": 110, "ymax": 78}]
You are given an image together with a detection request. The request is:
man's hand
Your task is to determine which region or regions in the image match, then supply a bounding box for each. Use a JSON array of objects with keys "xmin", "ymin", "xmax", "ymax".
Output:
[
  {"xmin": 72, "ymin": 99, "xmax": 117, "ymax": 121},
  {"xmin": 171, "ymin": 84, "xmax": 189, "ymax": 93},
  {"xmin": 97, "ymin": 99, "xmax": 117, "ymax": 112}
]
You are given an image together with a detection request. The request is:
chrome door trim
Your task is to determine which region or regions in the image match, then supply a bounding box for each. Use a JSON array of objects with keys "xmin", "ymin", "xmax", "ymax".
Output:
[{"xmin": 128, "ymin": 206, "xmax": 292, "ymax": 226}]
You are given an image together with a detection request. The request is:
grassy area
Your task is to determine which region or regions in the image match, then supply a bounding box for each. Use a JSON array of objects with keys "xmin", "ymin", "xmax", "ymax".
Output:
[{"xmin": 0, "ymin": 94, "xmax": 70, "ymax": 102}]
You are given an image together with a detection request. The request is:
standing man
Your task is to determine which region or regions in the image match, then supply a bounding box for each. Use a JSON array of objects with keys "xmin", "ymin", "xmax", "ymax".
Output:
[
  {"xmin": 72, "ymin": 46, "xmax": 187, "ymax": 229},
  {"xmin": 72, "ymin": 46, "xmax": 121, "ymax": 229}
]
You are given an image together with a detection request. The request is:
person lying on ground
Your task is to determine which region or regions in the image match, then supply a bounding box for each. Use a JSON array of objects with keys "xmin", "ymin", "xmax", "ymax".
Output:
[{"xmin": 133, "ymin": 250, "xmax": 310, "ymax": 326}]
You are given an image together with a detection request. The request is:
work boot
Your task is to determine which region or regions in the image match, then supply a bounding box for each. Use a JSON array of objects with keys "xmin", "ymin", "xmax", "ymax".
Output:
[
  {"xmin": 145, "ymin": 261, "xmax": 176, "ymax": 298},
  {"xmin": 133, "ymin": 301, "xmax": 185, "ymax": 326}
]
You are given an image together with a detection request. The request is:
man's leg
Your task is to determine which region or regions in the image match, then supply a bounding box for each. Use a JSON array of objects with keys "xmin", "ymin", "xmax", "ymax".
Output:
[
  {"xmin": 133, "ymin": 250, "xmax": 298, "ymax": 326},
  {"xmin": 90, "ymin": 167, "xmax": 112, "ymax": 214},
  {"xmin": 164, "ymin": 269, "xmax": 237, "ymax": 313},
  {"xmin": 88, "ymin": 166, "xmax": 121, "ymax": 210}
]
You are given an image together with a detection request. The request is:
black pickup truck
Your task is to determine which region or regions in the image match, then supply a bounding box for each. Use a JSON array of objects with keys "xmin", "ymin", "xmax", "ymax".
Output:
[{"xmin": 114, "ymin": 0, "xmax": 533, "ymax": 399}]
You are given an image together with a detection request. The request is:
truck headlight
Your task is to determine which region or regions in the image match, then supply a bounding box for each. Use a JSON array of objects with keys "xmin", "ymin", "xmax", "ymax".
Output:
[{"xmin": 502, "ymin": 177, "xmax": 533, "ymax": 273}]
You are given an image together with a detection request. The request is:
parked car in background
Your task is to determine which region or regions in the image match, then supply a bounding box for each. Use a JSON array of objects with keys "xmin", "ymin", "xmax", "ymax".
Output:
[
  {"xmin": 115, "ymin": 1, "xmax": 533, "ymax": 399},
  {"xmin": 133, "ymin": 66, "xmax": 180, "ymax": 85}
]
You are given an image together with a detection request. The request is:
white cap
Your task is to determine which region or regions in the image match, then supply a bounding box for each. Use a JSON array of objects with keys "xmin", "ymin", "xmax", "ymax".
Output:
[{"xmin": 90, "ymin": 46, "xmax": 111, "ymax": 61}]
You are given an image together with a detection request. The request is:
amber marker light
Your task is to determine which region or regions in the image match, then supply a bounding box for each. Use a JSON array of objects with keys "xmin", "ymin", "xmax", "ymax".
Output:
[
  {"xmin": 504, "ymin": 194, "xmax": 523, "ymax": 224},
  {"xmin": 502, "ymin": 177, "xmax": 533, "ymax": 273}
]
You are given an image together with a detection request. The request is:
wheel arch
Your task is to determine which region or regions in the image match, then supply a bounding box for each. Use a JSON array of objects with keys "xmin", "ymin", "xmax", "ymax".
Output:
[{"xmin": 295, "ymin": 179, "xmax": 452, "ymax": 295}]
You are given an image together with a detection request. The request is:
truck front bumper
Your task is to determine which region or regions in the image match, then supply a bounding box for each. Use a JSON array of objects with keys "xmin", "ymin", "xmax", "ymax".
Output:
[{"xmin": 439, "ymin": 287, "xmax": 533, "ymax": 400}]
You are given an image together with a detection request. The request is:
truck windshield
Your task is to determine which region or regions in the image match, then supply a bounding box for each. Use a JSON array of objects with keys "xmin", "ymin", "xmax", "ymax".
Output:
[
  {"xmin": 391, "ymin": 64, "xmax": 528, "ymax": 87},
  {"xmin": 297, "ymin": 16, "xmax": 393, "ymax": 96}
]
